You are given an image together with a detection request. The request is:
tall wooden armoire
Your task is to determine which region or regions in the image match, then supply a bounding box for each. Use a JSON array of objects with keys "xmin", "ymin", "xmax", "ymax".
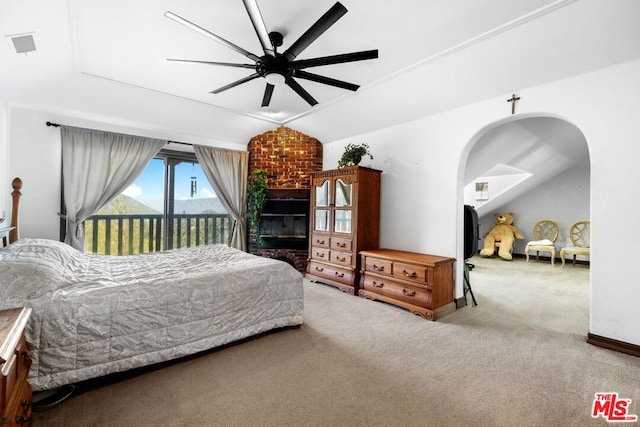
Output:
[{"xmin": 305, "ymin": 166, "xmax": 381, "ymax": 294}]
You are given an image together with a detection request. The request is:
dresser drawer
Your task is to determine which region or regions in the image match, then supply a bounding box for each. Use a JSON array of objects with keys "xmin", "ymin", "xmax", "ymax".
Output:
[
  {"xmin": 393, "ymin": 262, "xmax": 428, "ymax": 284},
  {"xmin": 2, "ymin": 354, "xmax": 18, "ymax": 409},
  {"xmin": 331, "ymin": 237, "xmax": 352, "ymax": 252},
  {"xmin": 362, "ymin": 275, "xmax": 430, "ymax": 308},
  {"xmin": 359, "ymin": 250, "xmax": 455, "ymax": 320},
  {"xmin": 0, "ymin": 307, "xmax": 32, "ymax": 426},
  {"xmin": 308, "ymin": 261, "xmax": 354, "ymax": 286},
  {"xmin": 311, "ymin": 247, "xmax": 330, "ymax": 261},
  {"xmin": 311, "ymin": 234, "xmax": 330, "ymax": 248},
  {"xmin": 361, "ymin": 274, "xmax": 387, "ymax": 292},
  {"xmin": 1, "ymin": 335, "xmax": 27, "ymax": 401},
  {"xmin": 15, "ymin": 335, "xmax": 30, "ymax": 381},
  {"xmin": 331, "ymin": 250, "xmax": 352, "ymax": 267},
  {"xmin": 364, "ymin": 257, "xmax": 392, "ymax": 275},
  {"xmin": 5, "ymin": 380, "xmax": 32, "ymax": 427}
]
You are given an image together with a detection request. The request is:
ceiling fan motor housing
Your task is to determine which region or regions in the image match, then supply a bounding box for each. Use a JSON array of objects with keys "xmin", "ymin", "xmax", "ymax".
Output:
[
  {"xmin": 256, "ymin": 54, "xmax": 292, "ymax": 80},
  {"xmin": 165, "ymin": 1, "xmax": 377, "ymax": 106}
]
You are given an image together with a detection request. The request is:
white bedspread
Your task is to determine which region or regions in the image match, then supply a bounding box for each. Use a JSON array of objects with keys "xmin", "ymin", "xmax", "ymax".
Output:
[{"xmin": 0, "ymin": 238, "xmax": 303, "ymax": 391}]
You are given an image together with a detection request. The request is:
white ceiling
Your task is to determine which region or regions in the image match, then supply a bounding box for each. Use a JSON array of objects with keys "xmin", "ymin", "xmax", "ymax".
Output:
[
  {"xmin": 1, "ymin": 0, "xmax": 640, "ymax": 144},
  {"xmin": 464, "ymin": 116, "xmax": 589, "ymax": 216}
]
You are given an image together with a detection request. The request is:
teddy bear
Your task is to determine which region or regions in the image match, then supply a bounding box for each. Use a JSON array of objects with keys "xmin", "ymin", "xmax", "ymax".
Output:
[{"xmin": 479, "ymin": 212, "xmax": 524, "ymax": 260}]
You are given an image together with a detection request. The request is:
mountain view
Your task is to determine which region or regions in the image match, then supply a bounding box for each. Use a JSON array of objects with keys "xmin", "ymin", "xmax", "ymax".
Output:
[
  {"xmin": 86, "ymin": 159, "xmax": 231, "ymax": 255},
  {"xmin": 96, "ymin": 194, "xmax": 227, "ymax": 215},
  {"xmin": 96, "ymin": 195, "xmax": 158, "ymax": 215},
  {"xmin": 88, "ymin": 194, "xmax": 231, "ymax": 256}
]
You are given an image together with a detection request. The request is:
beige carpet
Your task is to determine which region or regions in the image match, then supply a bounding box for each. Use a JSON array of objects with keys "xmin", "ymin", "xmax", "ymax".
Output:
[{"xmin": 33, "ymin": 256, "xmax": 640, "ymax": 427}]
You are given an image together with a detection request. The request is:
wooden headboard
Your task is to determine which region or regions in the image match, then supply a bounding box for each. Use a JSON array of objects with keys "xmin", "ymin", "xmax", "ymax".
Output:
[{"xmin": 10, "ymin": 177, "xmax": 22, "ymax": 243}]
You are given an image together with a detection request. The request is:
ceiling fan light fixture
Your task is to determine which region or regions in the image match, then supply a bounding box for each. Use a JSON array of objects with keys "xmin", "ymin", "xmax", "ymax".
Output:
[
  {"xmin": 166, "ymin": 2, "xmax": 378, "ymax": 106},
  {"xmin": 265, "ymin": 72, "xmax": 286, "ymax": 86}
]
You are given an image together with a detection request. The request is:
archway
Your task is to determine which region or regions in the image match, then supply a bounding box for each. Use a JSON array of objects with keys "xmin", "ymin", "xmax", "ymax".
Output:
[{"xmin": 457, "ymin": 114, "xmax": 591, "ymax": 317}]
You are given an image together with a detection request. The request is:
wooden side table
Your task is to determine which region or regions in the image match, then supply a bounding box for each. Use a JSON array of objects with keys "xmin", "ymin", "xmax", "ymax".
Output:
[
  {"xmin": 0, "ymin": 307, "xmax": 33, "ymax": 426},
  {"xmin": 0, "ymin": 227, "xmax": 15, "ymax": 248}
]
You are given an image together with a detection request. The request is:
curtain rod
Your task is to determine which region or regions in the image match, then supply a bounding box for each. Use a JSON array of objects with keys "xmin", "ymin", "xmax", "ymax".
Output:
[{"xmin": 44, "ymin": 121, "xmax": 192, "ymax": 146}]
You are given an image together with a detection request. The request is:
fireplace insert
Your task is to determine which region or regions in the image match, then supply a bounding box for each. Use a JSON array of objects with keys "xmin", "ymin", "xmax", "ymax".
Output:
[{"xmin": 257, "ymin": 189, "xmax": 309, "ymax": 250}]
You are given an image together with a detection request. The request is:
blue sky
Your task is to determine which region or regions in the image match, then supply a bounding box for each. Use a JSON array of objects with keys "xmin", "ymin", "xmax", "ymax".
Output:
[{"xmin": 123, "ymin": 158, "xmax": 217, "ymax": 201}]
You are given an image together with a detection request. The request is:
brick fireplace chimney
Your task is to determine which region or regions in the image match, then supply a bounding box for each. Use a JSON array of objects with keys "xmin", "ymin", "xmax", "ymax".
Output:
[{"xmin": 247, "ymin": 126, "xmax": 323, "ymax": 272}]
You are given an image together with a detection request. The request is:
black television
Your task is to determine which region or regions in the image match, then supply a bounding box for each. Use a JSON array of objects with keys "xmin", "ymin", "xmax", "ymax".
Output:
[{"xmin": 464, "ymin": 205, "xmax": 478, "ymax": 260}]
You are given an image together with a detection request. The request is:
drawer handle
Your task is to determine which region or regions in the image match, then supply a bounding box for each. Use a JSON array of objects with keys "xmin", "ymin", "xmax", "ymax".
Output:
[
  {"xmin": 336, "ymin": 242, "xmax": 346, "ymax": 248},
  {"xmin": 402, "ymin": 288, "xmax": 416, "ymax": 297},
  {"xmin": 316, "ymin": 239, "xmax": 325, "ymax": 245},
  {"xmin": 315, "ymin": 266, "xmax": 324, "ymax": 272},
  {"xmin": 334, "ymin": 272, "xmax": 345, "ymax": 278},
  {"xmin": 336, "ymin": 256, "xmax": 346, "ymax": 262},
  {"xmin": 402, "ymin": 270, "xmax": 418, "ymax": 279},
  {"xmin": 316, "ymin": 252, "xmax": 325, "ymax": 257},
  {"xmin": 371, "ymin": 281, "xmax": 384, "ymax": 288},
  {"xmin": 372, "ymin": 264, "xmax": 385, "ymax": 272},
  {"xmin": 16, "ymin": 415, "xmax": 31, "ymax": 425},
  {"xmin": 15, "ymin": 401, "xmax": 32, "ymax": 425}
]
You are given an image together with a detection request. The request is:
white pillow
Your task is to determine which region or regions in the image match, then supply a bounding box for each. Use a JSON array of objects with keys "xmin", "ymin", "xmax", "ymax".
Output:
[{"xmin": 0, "ymin": 238, "xmax": 71, "ymax": 300}]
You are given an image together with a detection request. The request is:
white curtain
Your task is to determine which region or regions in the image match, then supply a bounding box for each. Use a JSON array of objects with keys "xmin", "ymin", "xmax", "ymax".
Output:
[
  {"xmin": 61, "ymin": 126, "xmax": 166, "ymax": 250},
  {"xmin": 194, "ymin": 145, "xmax": 249, "ymax": 251}
]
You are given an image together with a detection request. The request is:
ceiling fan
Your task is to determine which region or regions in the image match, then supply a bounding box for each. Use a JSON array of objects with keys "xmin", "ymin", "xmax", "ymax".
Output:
[{"xmin": 164, "ymin": 1, "xmax": 378, "ymax": 107}]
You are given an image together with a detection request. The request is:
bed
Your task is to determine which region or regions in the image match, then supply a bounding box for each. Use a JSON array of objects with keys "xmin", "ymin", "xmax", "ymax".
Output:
[{"xmin": 0, "ymin": 179, "xmax": 304, "ymax": 391}]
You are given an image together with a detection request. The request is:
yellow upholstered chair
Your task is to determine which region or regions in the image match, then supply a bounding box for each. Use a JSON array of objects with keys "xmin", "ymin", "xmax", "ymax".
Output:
[
  {"xmin": 525, "ymin": 220, "xmax": 559, "ymax": 266},
  {"xmin": 560, "ymin": 221, "xmax": 590, "ymax": 267}
]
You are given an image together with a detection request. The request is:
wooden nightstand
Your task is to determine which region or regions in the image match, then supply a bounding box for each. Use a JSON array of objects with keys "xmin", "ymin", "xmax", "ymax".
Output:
[
  {"xmin": 0, "ymin": 227, "xmax": 14, "ymax": 248},
  {"xmin": 1, "ymin": 307, "xmax": 33, "ymax": 427}
]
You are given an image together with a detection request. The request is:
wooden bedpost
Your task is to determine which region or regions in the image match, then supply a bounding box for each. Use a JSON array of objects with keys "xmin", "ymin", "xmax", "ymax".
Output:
[{"xmin": 10, "ymin": 177, "xmax": 22, "ymax": 243}]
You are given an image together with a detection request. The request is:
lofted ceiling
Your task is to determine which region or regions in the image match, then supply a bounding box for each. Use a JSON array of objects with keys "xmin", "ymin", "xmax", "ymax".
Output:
[
  {"xmin": 1, "ymin": 0, "xmax": 640, "ymax": 144},
  {"xmin": 464, "ymin": 116, "xmax": 589, "ymax": 216}
]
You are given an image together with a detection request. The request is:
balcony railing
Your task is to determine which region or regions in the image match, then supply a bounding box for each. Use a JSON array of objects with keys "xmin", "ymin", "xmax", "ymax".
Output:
[{"xmin": 84, "ymin": 214, "xmax": 234, "ymax": 255}]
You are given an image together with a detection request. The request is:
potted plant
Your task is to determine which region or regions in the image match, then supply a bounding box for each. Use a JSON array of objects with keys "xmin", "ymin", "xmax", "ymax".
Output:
[
  {"xmin": 338, "ymin": 143, "xmax": 373, "ymax": 168},
  {"xmin": 247, "ymin": 169, "xmax": 268, "ymax": 245}
]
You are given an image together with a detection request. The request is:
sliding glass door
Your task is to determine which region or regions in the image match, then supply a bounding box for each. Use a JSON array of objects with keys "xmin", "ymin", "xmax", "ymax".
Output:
[{"xmin": 83, "ymin": 150, "xmax": 231, "ymax": 255}]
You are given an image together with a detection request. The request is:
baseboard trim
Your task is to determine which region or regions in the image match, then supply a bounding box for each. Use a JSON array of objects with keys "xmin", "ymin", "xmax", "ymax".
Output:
[
  {"xmin": 494, "ymin": 252, "xmax": 590, "ymax": 266},
  {"xmin": 455, "ymin": 296, "xmax": 467, "ymax": 308},
  {"xmin": 587, "ymin": 333, "xmax": 640, "ymax": 358}
]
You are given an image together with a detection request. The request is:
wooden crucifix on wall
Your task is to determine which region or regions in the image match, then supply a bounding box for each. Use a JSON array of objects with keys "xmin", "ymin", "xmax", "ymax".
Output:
[{"xmin": 507, "ymin": 94, "xmax": 520, "ymax": 114}]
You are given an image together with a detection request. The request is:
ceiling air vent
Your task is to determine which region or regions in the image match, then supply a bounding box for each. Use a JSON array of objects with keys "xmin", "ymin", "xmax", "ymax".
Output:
[{"xmin": 7, "ymin": 33, "xmax": 36, "ymax": 54}]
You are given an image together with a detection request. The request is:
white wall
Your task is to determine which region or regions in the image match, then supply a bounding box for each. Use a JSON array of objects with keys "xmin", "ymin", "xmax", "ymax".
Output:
[
  {"xmin": 480, "ymin": 160, "xmax": 590, "ymax": 258},
  {"xmin": 323, "ymin": 58, "xmax": 640, "ymax": 347},
  {"xmin": 0, "ymin": 100, "xmax": 7, "ymax": 222},
  {"xmin": 4, "ymin": 59, "xmax": 640, "ymax": 349},
  {"xmin": 8, "ymin": 109, "xmax": 62, "ymax": 239},
  {"xmin": 5, "ymin": 106, "xmax": 248, "ymax": 240}
]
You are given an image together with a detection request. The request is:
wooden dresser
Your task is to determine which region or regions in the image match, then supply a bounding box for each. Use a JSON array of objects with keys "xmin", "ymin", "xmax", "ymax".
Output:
[
  {"xmin": 1, "ymin": 307, "xmax": 33, "ymax": 427},
  {"xmin": 359, "ymin": 249, "xmax": 456, "ymax": 320},
  {"xmin": 306, "ymin": 166, "xmax": 381, "ymax": 295}
]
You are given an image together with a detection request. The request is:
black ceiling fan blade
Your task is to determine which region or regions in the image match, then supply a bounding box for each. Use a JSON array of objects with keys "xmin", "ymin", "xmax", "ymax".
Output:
[
  {"xmin": 210, "ymin": 73, "xmax": 261, "ymax": 94},
  {"xmin": 242, "ymin": 0, "xmax": 276, "ymax": 57},
  {"xmin": 283, "ymin": 2, "xmax": 348, "ymax": 62},
  {"xmin": 295, "ymin": 70, "xmax": 359, "ymax": 91},
  {"xmin": 294, "ymin": 49, "xmax": 378, "ymax": 69},
  {"xmin": 261, "ymin": 83, "xmax": 275, "ymax": 107},
  {"xmin": 167, "ymin": 59, "xmax": 256, "ymax": 69},
  {"xmin": 285, "ymin": 77, "xmax": 318, "ymax": 106},
  {"xmin": 165, "ymin": 11, "xmax": 260, "ymax": 61}
]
